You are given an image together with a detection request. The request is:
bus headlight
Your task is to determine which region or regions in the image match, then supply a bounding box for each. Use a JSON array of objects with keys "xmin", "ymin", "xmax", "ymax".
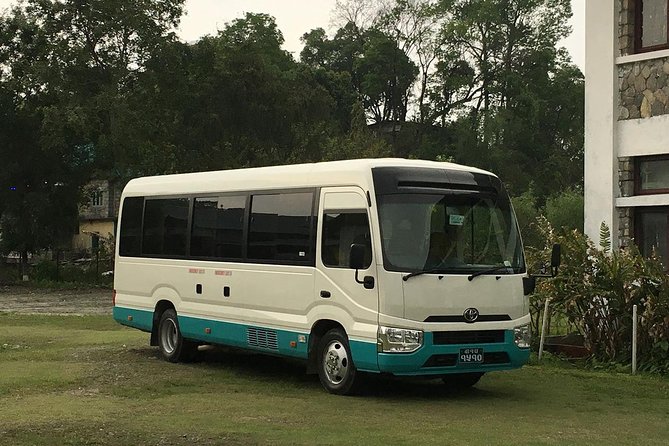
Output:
[
  {"xmin": 513, "ymin": 324, "xmax": 531, "ymax": 349},
  {"xmin": 377, "ymin": 326, "xmax": 423, "ymax": 353}
]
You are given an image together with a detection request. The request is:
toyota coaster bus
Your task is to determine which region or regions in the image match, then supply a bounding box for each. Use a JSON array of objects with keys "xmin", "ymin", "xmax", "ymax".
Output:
[{"xmin": 113, "ymin": 158, "xmax": 551, "ymax": 394}]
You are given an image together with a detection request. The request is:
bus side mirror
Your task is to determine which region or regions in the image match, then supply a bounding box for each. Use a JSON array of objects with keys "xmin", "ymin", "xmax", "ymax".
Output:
[
  {"xmin": 532, "ymin": 243, "xmax": 562, "ymax": 281},
  {"xmin": 523, "ymin": 276, "xmax": 536, "ymax": 295},
  {"xmin": 349, "ymin": 244, "xmax": 374, "ymax": 289}
]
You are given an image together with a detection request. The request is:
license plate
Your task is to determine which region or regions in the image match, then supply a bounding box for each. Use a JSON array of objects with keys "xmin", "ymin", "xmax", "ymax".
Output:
[{"xmin": 459, "ymin": 348, "xmax": 483, "ymax": 364}]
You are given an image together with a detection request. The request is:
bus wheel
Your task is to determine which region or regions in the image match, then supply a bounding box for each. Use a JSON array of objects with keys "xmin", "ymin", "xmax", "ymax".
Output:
[
  {"xmin": 442, "ymin": 372, "xmax": 484, "ymax": 390},
  {"xmin": 158, "ymin": 309, "xmax": 197, "ymax": 363},
  {"xmin": 317, "ymin": 329, "xmax": 360, "ymax": 395}
]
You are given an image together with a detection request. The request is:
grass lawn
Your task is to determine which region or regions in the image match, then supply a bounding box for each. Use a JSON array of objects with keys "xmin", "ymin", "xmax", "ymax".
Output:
[{"xmin": 1, "ymin": 313, "xmax": 668, "ymax": 445}]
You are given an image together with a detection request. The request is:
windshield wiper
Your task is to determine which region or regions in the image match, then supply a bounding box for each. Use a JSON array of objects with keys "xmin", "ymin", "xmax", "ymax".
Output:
[
  {"xmin": 467, "ymin": 264, "xmax": 513, "ymax": 281},
  {"xmin": 402, "ymin": 267, "xmax": 448, "ymax": 281}
]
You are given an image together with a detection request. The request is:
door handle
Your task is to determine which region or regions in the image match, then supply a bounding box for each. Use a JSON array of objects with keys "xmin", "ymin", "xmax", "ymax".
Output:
[{"xmin": 320, "ymin": 290, "xmax": 331, "ymax": 298}]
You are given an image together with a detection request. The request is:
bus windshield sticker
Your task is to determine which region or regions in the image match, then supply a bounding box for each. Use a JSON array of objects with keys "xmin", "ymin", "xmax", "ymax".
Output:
[{"xmin": 449, "ymin": 214, "xmax": 465, "ymax": 226}]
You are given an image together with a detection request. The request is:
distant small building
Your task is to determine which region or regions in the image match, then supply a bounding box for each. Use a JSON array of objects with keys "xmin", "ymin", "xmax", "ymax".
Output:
[
  {"xmin": 585, "ymin": 0, "xmax": 669, "ymax": 266},
  {"xmin": 73, "ymin": 179, "xmax": 122, "ymax": 253}
]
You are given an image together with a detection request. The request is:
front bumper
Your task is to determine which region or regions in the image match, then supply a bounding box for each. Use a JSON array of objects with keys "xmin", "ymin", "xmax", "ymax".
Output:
[{"xmin": 377, "ymin": 329, "xmax": 530, "ymax": 376}]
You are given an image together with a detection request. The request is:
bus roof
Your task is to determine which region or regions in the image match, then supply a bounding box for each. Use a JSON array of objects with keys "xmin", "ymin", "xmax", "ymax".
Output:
[{"xmin": 121, "ymin": 158, "xmax": 496, "ymax": 197}]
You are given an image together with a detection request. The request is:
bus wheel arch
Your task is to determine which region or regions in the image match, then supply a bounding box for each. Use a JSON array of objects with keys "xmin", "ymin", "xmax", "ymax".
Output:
[
  {"xmin": 307, "ymin": 320, "xmax": 344, "ymax": 374},
  {"xmin": 150, "ymin": 300, "xmax": 175, "ymax": 346},
  {"xmin": 149, "ymin": 300, "xmax": 198, "ymax": 363}
]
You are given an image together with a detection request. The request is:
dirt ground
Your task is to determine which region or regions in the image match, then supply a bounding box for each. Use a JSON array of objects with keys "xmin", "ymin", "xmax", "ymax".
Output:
[{"xmin": 0, "ymin": 285, "xmax": 112, "ymax": 315}]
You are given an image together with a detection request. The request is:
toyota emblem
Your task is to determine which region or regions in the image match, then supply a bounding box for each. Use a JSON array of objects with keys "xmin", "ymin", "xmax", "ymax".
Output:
[{"xmin": 463, "ymin": 308, "xmax": 479, "ymax": 323}]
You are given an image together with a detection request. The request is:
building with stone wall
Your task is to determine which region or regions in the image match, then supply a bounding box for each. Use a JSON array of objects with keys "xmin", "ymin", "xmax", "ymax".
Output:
[{"xmin": 585, "ymin": 0, "xmax": 669, "ymax": 267}]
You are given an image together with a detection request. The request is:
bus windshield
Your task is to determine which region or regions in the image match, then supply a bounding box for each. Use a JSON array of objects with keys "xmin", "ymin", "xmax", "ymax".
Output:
[{"xmin": 377, "ymin": 193, "xmax": 525, "ymax": 274}]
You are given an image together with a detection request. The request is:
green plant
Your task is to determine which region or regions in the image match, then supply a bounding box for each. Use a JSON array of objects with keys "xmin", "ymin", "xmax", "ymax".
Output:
[{"xmin": 529, "ymin": 220, "xmax": 669, "ymax": 373}]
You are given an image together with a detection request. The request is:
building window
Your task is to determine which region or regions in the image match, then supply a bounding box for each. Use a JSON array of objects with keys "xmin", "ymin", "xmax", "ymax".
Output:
[
  {"xmin": 635, "ymin": 156, "xmax": 669, "ymax": 194},
  {"xmin": 635, "ymin": 0, "xmax": 669, "ymax": 52},
  {"xmin": 91, "ymin": 189, "xmax": 104, "ymax": 207},
  {"xmin": 635, "ymin": 207, "xmax": 669, "ymax": 268}
]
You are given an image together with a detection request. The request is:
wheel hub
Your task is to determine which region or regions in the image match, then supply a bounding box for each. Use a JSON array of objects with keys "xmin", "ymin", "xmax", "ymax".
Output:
[
  {"xmin": 160, "ymin": 318, "xmax": 178, "ymax": 354},
  {"xmin": 323, "ymin": 341, "xmax": 348, "ymax": 385}
]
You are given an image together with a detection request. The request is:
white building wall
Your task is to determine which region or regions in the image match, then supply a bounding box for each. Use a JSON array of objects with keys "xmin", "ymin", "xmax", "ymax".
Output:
[
  {"xmin": 617, "ymin": 114, "xmax": 669, "ymax": 157},
  {"xmin": 584, "ymin": 0, "xmax": 619, "ymax": 246},
  {"xmin": 585, "ymin": 0, "xmax": 669, "ymax": 256}
]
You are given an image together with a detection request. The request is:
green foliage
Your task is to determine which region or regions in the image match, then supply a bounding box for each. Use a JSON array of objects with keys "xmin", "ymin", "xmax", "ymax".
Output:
[
  {"xmin": 599, "ymin": 222, "xmax": 612, "ymax": 252},
  {"xmin": 531, "ymin": 221, "xmax": 669, "ymax": 374},
  {"xmin": 545, "ymin": 188, "xmax": 584, "ymax": 233},
  {"xmin": 511, "ymin": 190, "xmax": 542, "ymax": 250},
  {"xmin": 356, "ymin": 29, "xmax": 419, "ymax": 124},
  {"xmin": 513, "ymin": 188, "xmax": 584, "ymax": 252},
  {"xmin": 0, "ymin": 0, "xmax": 186, "ymax": 255}
]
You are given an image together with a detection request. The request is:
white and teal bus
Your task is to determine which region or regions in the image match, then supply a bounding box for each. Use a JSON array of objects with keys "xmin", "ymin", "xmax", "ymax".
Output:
[{"xmin": 113, "ymin": 159, "xmax": 553, "ymax": 394}]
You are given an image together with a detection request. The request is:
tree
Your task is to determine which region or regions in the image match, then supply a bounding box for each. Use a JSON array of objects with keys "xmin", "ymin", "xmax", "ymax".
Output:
[
  {"xmin": 0, "ymin": 0, "xmax": 185, "ymax": 259},
  {"xmin": 431, "ymin": 0, "xmax": 582, "ymax": 199},
  {"xmin": 356, "ymin": 29, "xmax": 418, "ymax": 124}
]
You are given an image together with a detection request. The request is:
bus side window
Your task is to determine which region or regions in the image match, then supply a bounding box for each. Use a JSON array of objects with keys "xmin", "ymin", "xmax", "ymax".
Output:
[
  {"xmin": 142, "ymin": 198, "xmax": 189, "ymax": 257},
  {"xmin": 119, "ymin": 197, "xmax": 144, "ymax": 257},
  {"xmin": 248, "ymin": 192, "xmax": 314, "ymax": 263},
  {"xmin": 322, "ymin": 212, "xmax": 371, "ymax": 269},
  {"xmin": 191, "ymin": 195, "xmax": 245, "ymax": 260}
]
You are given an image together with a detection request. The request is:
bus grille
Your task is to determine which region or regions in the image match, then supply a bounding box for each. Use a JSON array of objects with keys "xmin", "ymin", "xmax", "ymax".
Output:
[
  {"xmin": 432, "ymin": 330, "xmax": 505, "ymax": 345},
  {"xmin": 247, "ymin": 327, "xmax": 278, "ymax": 350},
  {"xmin": 424, "ymin": 314, "xmax": 511, "ymax": 323}
]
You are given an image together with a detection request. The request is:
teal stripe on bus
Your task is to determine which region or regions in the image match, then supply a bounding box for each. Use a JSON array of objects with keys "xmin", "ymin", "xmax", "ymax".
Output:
[
  {"xmin": 113, "ymin": 306, "xmax": 153, "ymax": 332},
  {"xmin": 112, "ymin": 306, "xmax": 381, "ymax": 370},
  {"xmin": 349, "ymin": 339, "xmax": 380, "ymax": 373},
  {"xmin": 178, "ymin": 315, "xmax": 311, "ymax": 360},
  {"xmin": 112, "ymin": 308, "xmax": 530, "ymax": 376}
]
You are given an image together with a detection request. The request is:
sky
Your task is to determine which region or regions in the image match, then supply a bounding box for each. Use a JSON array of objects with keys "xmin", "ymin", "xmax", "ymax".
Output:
[{"xmin": 0, "ymin": 0, "xmax": 585, "ymax": 69}]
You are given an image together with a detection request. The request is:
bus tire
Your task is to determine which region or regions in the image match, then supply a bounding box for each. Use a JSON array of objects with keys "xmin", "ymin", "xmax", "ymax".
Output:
[
  {"xmin": 317, "ymin": 328, "xmax": 360, "ymax": 395},
  {"xmin": 442, "ymin": 372, "xmax": 484, "ymax": 390},
  {"xmin": 158, "ymin": 309, "xmax": 197, "ymax": 363}
]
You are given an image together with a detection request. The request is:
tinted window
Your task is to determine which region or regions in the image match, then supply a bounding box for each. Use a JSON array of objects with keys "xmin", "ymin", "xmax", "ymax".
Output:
[
  {"xmin": 638, "ymin": 157, "xmax": 669, "ymax": 193},
  {"xmin": 640, "ymin": 0, "xmax": 668, "ymax": 49},
  {"xmin": 248, "ymin": 192, "xmax": 313, "ymax": 263},
  {"xmin": 637, "ymin": 208, "xmax": 669, "ymax": 268},
  {"xmin": 191, "ymin": 195, "xmax": 246, "ymax": 259},
  {"xmin": 142, "ymin": 198, "xmax": 190, "ymax": 256},
  {"xmin": 322, "ymin": 212, "xmax": 371, "ymax": 268},
  {"xmin": 119, "ymin": 197, "xmax": 144, "ymax": 257}
]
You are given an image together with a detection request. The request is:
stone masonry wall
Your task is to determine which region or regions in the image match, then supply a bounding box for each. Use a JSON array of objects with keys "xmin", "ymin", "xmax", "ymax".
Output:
[
  {"xmin": 618, "ymin": 1, "xmax": 669, "ymax": 120},
  {"xmin": 619, "ymin": 58, "xmax": 669, "ymax": 120},
  {"xmin": 618, "ymin": 157, "xmax": 634, "ymax": 248},
  {"xmin": 619, "ymin": 0, "xmax": 635, "ymax": 56}
]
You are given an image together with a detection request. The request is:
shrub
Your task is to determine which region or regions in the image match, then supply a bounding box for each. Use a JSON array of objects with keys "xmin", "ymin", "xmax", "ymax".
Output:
[
  {"xmin": 544, "ymin": 189, "xmax": 584, "ymax": 233},
  {"xmin": 529, "ymin": 220, "xmax": 669, "ymax": 373}
]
